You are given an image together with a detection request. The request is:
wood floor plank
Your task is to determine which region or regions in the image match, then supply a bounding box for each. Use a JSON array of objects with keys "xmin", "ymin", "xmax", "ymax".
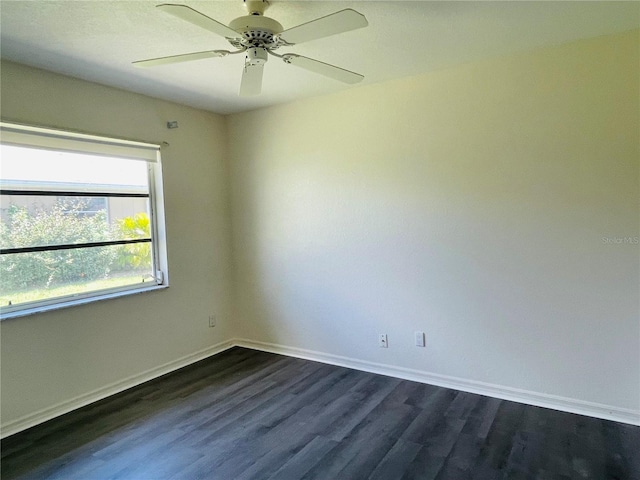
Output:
[
  {"xmin": 266, "ymin": 435, "xmax": 339, "ymax": 480},
  {"xmin": 399, "ymin": 388, "xmax": 459, "ymax": 445},
  {"xmin": 302, "ymin": 383, "xmax": 424, "ymax": 480},
  {"xmin": 604, "ymin": 421, "xmax": 639, "ymax": 478},
  {"xmin": 368, "ymin": 439, "xmax": 423, "ymax": 480},
  {"xmin": 398, "ymin": 445, "xmax": 450, "ymax": 480},
  {"xmin": 2, "ymin": 347, "xmax": 638, "ymax": 480}
]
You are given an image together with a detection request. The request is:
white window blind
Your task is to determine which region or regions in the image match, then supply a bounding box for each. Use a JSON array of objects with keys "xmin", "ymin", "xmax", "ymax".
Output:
[{"xmin": 0, "ymin": 122, "xmax": 159, "ymax": 162}]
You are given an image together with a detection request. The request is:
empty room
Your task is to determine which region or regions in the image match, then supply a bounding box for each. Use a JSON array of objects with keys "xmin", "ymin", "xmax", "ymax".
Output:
[{"xmin": 0, "ymin": 1, "xmax": 638, "ymax": 479}]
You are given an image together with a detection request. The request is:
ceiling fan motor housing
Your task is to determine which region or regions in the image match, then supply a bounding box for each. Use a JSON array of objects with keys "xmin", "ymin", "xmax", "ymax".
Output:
[{"xmin": 229, "ymin": 15, "xmax": 283, "ymax": 48}]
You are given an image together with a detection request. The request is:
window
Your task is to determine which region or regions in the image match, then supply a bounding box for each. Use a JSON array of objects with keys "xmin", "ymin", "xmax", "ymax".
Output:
[{"xmin": 0, "ymin": 122, "xmax": 168, "ymax": 318}]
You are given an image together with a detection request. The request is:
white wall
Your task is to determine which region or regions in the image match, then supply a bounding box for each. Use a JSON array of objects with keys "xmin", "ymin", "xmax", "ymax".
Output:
[
  {"xmin": 227, "ymin": 30, "xmax": 639, "ymax": 415},
  {"xmin": 0, "ymin": 61, "xmax": 235, "ymax": 430},
  {"xmin": 1, "ymin": 29, "xmax": 638, "ymax": 432}
]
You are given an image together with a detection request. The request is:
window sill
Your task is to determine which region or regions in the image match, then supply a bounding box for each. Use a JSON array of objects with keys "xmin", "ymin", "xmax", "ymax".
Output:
[{"xmin": 0, "ymin": 284, "xmax": 169, "ymax": 321}]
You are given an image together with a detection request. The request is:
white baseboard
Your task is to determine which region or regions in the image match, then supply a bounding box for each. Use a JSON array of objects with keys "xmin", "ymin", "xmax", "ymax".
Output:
[
  {"xmin": 3, "ymin": 337, "xmax": 637, "ymax": 438},
  {"xmin": 0, "ymin": 340, "xmax": 235, "ymax": 439},
  {"xmin": 235, "ymin": 338, "xmax": 640, "ymax": 427}
]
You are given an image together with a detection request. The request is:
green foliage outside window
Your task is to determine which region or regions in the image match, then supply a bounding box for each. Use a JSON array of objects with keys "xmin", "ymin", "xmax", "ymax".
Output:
[
  {"xmin": 0, "ymin": 199, "xmax": 152, "ymax": 295},
  {"xmin": 0, "ymin": 200, "xmax": 117, "ymax": 290},
  {"xmin": 116, "ymin": 212, "xmax": 152, "ymax": 269}
]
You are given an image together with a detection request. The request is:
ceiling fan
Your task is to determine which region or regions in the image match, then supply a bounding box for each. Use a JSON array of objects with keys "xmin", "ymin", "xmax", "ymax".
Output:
[{"xmin": 133, "ymin": 0, "xmax": 368, "ymax": 96}]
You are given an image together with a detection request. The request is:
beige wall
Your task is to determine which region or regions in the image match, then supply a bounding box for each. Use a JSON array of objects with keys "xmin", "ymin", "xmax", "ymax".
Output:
[
  {"xmin": 0, "ymin": 61, "xmax": 235, "ymax": 427},
  {"xmin": 227, "ymin": 30, "xmax": 639, "ymax": 412}
]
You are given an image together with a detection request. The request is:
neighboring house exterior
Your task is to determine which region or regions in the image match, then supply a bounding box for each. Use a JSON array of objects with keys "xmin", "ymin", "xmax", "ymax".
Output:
[{"xmin": 0, "ymin": 179, "xmax": 148, "ymax": 226}]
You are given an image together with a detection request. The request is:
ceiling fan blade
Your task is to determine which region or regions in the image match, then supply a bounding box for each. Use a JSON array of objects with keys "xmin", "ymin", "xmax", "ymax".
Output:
[
  {"xmin": 133, "ymin": 50, "xmax": 230, "ymax": 67},
  {"xmin": 282, "ymin": 54, "xmax": 363, "ymax": 84},
  {"xmin": 157, "ymin": 4, "xmax": 240, "ymax": 39},
  {"xmin": 239, "ymin": 63, "xmax": 264, "ymax": 96},
  {"xmin": 278, "ymin": 9, "xmax": 368, "ymax": 45}
]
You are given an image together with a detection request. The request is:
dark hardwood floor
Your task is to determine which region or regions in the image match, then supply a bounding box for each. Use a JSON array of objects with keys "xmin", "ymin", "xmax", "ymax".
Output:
[{"xmin": 2, "ymin": 347, "xmax": 638, "ymax": 479}]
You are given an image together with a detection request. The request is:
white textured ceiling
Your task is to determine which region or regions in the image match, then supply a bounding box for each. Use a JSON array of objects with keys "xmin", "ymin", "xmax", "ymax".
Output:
[{"xmin": 1, "ymin": 1, "xmax": 638, "ymax": 115}]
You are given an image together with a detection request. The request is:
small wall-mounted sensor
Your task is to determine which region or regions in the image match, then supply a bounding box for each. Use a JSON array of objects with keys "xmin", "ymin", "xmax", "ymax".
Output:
[{"xmin": 167, "ymin": 121, "xmax": 179, "ymax": 129}]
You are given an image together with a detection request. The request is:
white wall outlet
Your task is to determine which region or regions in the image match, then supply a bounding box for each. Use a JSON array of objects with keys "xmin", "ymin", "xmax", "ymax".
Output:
[
  {"xmin": 415, "ymin": 331, "xmax": 425, "ymax": 347},
  {"xmin": 209, "ymin": 315, "xmax": 216, "ymax": 328},
  {"xmin": 379, "ymin": 334, "xmax": 388, "ymax": 348}
]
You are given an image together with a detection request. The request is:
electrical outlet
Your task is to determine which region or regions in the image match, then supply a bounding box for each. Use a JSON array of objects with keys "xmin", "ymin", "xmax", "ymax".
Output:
[
  {"xmin": 415, "ymin": 331, "xmax": 425, "ymax": 347},
  {"xmin": 208, "ymin": 315, "xmax": 216, "ymax": 328},
  {"xmin": 379, "ymin": 334, "xmax": 388, "ymax": 348}
]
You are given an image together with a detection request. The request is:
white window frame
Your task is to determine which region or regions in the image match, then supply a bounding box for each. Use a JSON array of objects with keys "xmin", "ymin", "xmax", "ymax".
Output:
[{"xmin": 0, "ymin": 121, "xmax": 169, "ymax": 319}]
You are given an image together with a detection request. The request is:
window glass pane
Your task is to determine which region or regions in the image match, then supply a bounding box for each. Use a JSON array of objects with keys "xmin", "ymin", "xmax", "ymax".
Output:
[
  {"xmin": 0, "ymin": 145, "xmax": 148, "ymax": 192},
  {"xmin": 1, "ymin": 195, "xmax": 151, "ymax": 249},
  {"xmin": 0, "ymin": 136, "xmax": 162, "ymax": 314},
  {"xmin": 0, "ymin": 245, "xmax": 154, "ymax": 308}
]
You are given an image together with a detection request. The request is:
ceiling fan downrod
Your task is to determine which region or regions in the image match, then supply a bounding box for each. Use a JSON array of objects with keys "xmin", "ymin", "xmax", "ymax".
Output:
[{"xmin": 244, "ymin": 0, "xmax": 269, "ymax": 16}]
